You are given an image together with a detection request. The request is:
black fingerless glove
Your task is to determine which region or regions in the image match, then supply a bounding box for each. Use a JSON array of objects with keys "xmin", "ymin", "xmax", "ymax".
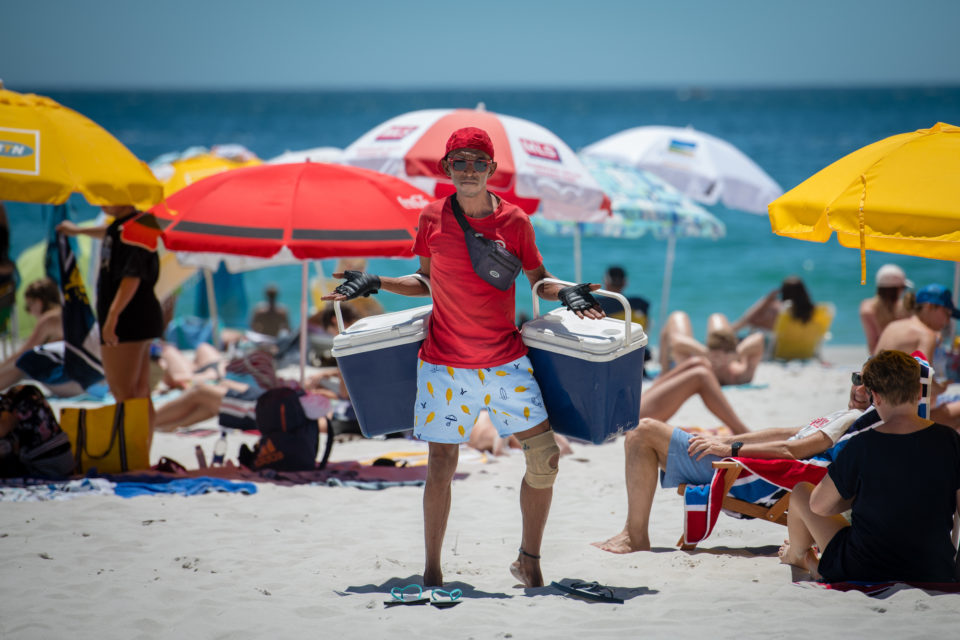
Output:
[
  {"xmin": 558, "ymin": 283, "xmax": 599, "ymax": 312},
  {"xmin": 334, "ymin": 270, "xmax": 381, "ymax": 299}
]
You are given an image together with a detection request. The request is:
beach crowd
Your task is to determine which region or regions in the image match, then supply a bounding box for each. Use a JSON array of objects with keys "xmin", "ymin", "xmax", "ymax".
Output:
[{"xmin": 1, "ymin": 126, "xmax": 958, "ymax": 595}]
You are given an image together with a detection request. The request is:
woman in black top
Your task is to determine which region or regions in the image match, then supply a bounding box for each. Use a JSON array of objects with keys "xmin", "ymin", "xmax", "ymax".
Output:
[
  {"xmin": 780, "ymin": 349, "xmax": 960, "ymax": 583},
  {"xmin": 58, "ymin": 206, "xmax": 164, "ymax": 434}
]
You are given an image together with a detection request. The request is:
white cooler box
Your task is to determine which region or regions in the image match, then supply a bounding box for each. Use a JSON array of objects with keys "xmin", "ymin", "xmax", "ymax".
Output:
[
  {"xmin": 331, "ymin": 304, "xmax": 432, "ymax": 437},
  {"xmin": 521, "ymin": 280, "xmax": 647, "ymax": 444}
]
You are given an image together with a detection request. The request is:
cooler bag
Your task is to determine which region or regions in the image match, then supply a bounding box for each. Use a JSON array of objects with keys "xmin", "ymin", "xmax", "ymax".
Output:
[
  {"xmin": 332, "ymin": 303, "xmax": 432, "ymax": 437},
  {"xmin": 521, "ymin": 279, "xmax": 647, "ymax": 444}
]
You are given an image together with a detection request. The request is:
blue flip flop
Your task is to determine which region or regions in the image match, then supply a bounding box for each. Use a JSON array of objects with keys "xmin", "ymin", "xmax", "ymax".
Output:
[
  {"xmin": 430, "ymin": 588, "xmax": 463, "ymax": 608},
  {"xmin": 384, "ymin": 584, "xmax": 430, "ymax": 607},
  {"xmin": 551, "ymin": 580, "xmax": 624, "ymax": 604}
]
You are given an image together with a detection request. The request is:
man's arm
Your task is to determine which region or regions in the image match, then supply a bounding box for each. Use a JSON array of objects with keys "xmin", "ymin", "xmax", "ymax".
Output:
[
  {"xmin": 810, "ymin": 474, "xmax": 854, "ymax": 516},
  {"xmin": 321, "ymin": 257, "xmax": 431, "ymax": 301},
  {"xmin": 689, "ymin": 429, "xmax": 831, "ymax": 461},
  {"xmin": 524, "ymin": 264, "xmax": 604, "ymax": 320}
]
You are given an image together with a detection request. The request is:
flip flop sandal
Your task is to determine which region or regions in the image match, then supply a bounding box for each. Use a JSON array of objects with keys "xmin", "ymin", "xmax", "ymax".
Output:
[
  {"xmin": 429, "ymin": 588, "xmax": 463, "ymax": 609},
  {"xmin": 383, "ymin": 584, "xmax": 430, "ymax": 607},
  {"xmin": 550, "ymin": 580, "xmax": 624, "ymax": 604}
]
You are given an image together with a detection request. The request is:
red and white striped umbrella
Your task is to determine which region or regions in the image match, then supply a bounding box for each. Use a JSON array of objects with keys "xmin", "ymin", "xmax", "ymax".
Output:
[{"xmin": 341, "ymin": 106, "xmax": 608, "ymax": 221}]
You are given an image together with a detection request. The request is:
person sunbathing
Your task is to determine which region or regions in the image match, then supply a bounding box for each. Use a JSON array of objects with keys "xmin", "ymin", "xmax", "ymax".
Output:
[
  {"xmin": 659, "ymin": 310, "xmax": 764, "ymax": 386},
  {"xmin": 0, "ymin": 278, "xmax": 72, "ymax": 394},
  {"xmin": 779, "ymin": 350, "xmax": 960, "ymax": 583},
  {"xmin": 859, "ymin": 264, "xmax": 912, "ymax": 354},
  {"xmin": 593, "ymin": 367, "xmax": 874, "ymax": 553}
]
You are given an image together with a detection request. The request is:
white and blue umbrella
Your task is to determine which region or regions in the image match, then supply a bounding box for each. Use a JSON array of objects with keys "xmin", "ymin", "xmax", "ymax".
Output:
[{"xmin": 532, "ymin": 157, "xmax": 725, "ymax": 329}]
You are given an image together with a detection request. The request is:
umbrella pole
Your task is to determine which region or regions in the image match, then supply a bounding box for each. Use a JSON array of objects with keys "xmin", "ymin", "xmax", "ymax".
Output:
[
  {"xmin": 658, "ymin": 235, "xmax": 677, "ymax": 333},
  {"xmin": 203, "ymin": 268, "xmax": 220, "ymax": 348},
  {"xmin": 574, "ymin": 223, "xmax": 583, "ymax": 283},
  {"xmin": 300, "ymin": 261, "xmax": 308, "ymax": 388}
]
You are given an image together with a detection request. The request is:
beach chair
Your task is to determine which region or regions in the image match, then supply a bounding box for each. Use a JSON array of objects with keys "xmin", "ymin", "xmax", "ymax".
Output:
[
  {"xmin": 768, "ymin": 302, "xmax": 835, "ymax": 361},
  {"xmin": 677, "ymin": 354, "xmax": 932, "ymax": 549}
]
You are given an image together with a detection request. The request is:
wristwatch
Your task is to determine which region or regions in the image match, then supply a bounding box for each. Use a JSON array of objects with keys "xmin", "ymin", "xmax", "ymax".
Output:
[{"xmin": 731, "ymin": 441, "xmax": 743, "ymax": 457}]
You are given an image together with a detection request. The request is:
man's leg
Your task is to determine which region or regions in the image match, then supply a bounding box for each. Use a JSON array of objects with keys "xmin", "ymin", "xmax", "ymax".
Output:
[
  {"xmin": 423, "ymin": 441, "xmax": 458, "ymax": 587},
  {"xmin": 510, "ymin": 419, "xmax": 556, "ymax": 587},
  {"xmin": 593, "ymin": 418, "xmax": 673, "ymax": 553}
]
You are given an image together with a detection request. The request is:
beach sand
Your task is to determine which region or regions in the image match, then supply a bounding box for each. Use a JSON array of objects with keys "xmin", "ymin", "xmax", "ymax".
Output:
[{"xmin": 2, "ymin": 345, "xmax": 958, "ymax": 639}]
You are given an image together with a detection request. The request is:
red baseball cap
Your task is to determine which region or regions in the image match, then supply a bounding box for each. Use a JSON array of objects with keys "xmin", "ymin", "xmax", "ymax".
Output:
[{"xmin": 441, "ymin": 127, "xmax": 495, "ymax": 167}]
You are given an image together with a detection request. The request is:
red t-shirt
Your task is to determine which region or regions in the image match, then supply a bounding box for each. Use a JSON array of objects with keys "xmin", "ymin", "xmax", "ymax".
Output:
[{"xmin": 413, "ymin": 195, "xmax": 543, "ymax": 368}]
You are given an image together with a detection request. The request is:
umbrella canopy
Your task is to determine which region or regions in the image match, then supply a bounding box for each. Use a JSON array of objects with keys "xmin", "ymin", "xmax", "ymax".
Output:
[
  {"xmin": 151, "ymin": 144, "xmax": 262, "ymax": 198},
  {"xmin": 768, "ymin": 122, "xmax": 960, "ymax": 283},
  {"xmin": 341, "ymin": 106, "xmax": 607, "ymax": 221},
  {"xmin": 122, "ymin": 162, "xmax": 429, "ymax": 261},
  {"xmin": 582, "ymin": 125, "xmax": 782, "ymax": 214},
  {"xmin": 0, "ymin": 84, "xmax": 162, "ymax": 209},
  {"xmin": 532, "ymin": 157, "xmax": 724, "ymax": 327}
]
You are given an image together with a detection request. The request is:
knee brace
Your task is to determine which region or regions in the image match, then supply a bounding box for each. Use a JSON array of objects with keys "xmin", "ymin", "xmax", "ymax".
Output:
[{"xmin": 520, "ymin": 430, "xmax": 560, "ymax": 489}]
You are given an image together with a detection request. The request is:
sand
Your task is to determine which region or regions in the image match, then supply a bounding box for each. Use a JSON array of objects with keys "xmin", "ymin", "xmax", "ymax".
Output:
[{"xmin": 2, "ymin": 345, "xmax": 958, "ymax": 639}]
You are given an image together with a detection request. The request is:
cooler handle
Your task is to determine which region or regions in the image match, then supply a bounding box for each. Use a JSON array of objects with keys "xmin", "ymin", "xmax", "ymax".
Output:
[
  {"xmin": 531, "ymin": 278, "xmax": 632, "ymax": 345},
  {"xmin": 334, "ymin": 273, "xmax": 432, "ymax": 333}
]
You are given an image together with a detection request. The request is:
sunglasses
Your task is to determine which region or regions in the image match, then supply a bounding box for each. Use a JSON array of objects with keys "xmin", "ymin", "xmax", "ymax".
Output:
[
  {"xmin": 448, "ymin": 158, "xmax": 491, "ymax": 172},
  {"xmin": 851, "ymin": 372, "xmax": 863, "ymax": 386}
]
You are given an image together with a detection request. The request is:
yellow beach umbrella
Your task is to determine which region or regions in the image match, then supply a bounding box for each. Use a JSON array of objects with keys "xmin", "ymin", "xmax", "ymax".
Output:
[
  {"xmin": 769, "ymin": 122, "xmax": 960, "ymax": 283},
  {"xmin": 0, "ymin": 83, "xmax": 162, "ymax": 209},
  {"xmin": 152, "ymin": 145, "xmax": 262, "ymax": 197}
]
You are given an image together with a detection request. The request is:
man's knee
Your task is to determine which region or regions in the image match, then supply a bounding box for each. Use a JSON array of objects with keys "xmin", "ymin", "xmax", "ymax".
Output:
[
  {"xmin": 426, "ymin": 444, "xmax": 458, "ymax": 481},
  {"xmin": 520, "ymin": 430, "xmax": 560, "ymax": 489}
]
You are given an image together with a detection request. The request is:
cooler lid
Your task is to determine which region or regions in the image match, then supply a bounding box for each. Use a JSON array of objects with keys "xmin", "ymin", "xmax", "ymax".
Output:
[
  {"xmin": 333, "ymin": 304, "xmax": 432, "ymax": 350},
  {"xmin": 521, "ymin": 308, "xmax": 647, "ymax": 356}
]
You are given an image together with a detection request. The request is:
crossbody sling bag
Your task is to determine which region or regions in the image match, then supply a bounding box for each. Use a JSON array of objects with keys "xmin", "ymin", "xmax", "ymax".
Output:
[{"xmin": 449, "ymin": 194, "xmax": 523, "ymax": 291}]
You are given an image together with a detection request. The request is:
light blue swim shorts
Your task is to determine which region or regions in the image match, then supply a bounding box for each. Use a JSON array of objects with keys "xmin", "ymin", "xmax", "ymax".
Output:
[
  {"xmin": 659, "ymin": 428, "xmax": 721, "ymax": 488},
  {"xmin": 413, "ymin": 355, "xmax": 549, "ymax": 444}
]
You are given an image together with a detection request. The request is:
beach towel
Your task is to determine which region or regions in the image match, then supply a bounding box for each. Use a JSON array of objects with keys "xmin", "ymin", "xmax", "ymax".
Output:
[
  {"xmin": 112, "ymin": 476, "xmax": 257, "ymax": 498},
  {"xmin": 681, "ymin": 356, "xmax": 933, "ymax": 547}
]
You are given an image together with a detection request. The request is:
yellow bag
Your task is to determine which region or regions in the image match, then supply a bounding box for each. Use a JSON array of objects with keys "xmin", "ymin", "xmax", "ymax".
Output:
[{"xmin": 60, "ymin": 399, "xmax": 151, "ymax": 473}]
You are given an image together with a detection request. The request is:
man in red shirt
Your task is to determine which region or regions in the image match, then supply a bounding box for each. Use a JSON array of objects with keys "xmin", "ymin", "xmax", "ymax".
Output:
[{"xmin": 325, "ymin": 127, "xmax": 603, "ymax": 589}]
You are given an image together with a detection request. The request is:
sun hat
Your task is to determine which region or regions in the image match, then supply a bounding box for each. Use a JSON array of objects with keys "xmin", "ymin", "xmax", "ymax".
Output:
[
  {"xmin": 875, "ymin": 264, "xmax": 913, "ymax": 289},
  {"xmin": 440, "ymin": 127, "xmax": 495, "ymax": 170},
  {"xmin": 916, "ymin": 284, "xmax": 960, "ymax": 319}
]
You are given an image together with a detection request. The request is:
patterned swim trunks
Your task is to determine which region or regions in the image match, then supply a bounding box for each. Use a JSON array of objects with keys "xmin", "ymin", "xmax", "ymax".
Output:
[{"xmin": 413, "ymin": 355, "xmax": 549, "ymax": 443}]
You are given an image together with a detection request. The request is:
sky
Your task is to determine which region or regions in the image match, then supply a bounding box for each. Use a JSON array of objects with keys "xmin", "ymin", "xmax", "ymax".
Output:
[{"xmin": 2, "ymin": 0, "xmax": 960, "ymax": 90}]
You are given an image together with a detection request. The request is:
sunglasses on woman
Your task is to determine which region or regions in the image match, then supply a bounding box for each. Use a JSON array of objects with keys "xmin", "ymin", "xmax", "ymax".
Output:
[{"xmin": 448, "ymin": 158, "xmax": 491, "ymax": 172}]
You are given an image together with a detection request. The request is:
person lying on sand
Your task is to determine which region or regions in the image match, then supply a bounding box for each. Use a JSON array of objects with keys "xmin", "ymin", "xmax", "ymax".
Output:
[
  {"xmin": 659, "ymin": 310, "xmax": 764, "ymax": 387},
  {"xmin": 779, "ymin": 350, "xmax": 960, "ymax": 583},
  {"xmin": 593, "ymin": 362, "xmax": 875, "ymax": 553}
]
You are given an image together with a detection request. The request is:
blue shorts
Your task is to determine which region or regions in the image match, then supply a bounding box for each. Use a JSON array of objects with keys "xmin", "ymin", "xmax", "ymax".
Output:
[
  {"xmin": 659, "ymin": 428, "xmax": 721, "ymax": 488},
  {"xmin": 413, "ymin": 355, "xmax": 549, "ymax": 444}
]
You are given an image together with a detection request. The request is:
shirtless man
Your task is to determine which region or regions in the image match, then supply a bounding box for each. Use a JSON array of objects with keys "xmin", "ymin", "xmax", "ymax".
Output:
[
  {"xmin": 875, "ymin": 284, "xmax": 960, "ymax": 429},
  {"xmin": 859, "ymin": 264, "xmax": 912, "ymax": 353},
  {"xmin": 874, "ymin": 283, "xmax": 957, "ymax": 360}
]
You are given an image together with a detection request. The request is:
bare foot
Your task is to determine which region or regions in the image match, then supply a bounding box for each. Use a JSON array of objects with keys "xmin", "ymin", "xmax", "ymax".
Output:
[
  {"xmin": 777, "ymin": 539, "xmax": 821, "ymax": 579},
  {"xmin": 509, "ymin": 553, "xmax": 544, "ymax": 587},
  {"xmin": 423, "ymin": 568, "xmax": 443, "ymax": 588},
  {"xmin": 591, "ymin": 529, "xmax": 650, "ymax": 554}
]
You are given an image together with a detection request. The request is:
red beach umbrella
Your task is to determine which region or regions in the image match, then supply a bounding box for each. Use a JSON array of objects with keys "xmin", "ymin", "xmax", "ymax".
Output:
[
  {"xmin": 122, "ymin": 162, "xmax": 430, "ymax": 260},
  {"xmin": 341, "ymin": 106, "xmax": 608, "ymax": 221}
]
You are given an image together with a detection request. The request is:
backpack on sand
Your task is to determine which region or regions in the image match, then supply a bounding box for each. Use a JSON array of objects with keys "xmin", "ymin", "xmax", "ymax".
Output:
[{"xmin": 239, "ymin": 387, "xmax": 331, "ymax": 471}]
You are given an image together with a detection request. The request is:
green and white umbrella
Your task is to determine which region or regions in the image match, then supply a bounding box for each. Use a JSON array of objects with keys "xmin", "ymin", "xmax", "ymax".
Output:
[{"xmin": 532, "ymin": 157, "xmax": 725, "ymax": 328}]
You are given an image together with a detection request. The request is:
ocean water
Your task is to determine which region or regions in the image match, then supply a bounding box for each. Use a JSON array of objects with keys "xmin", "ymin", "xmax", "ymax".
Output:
[{"xmin": 5, "ymin": 87, "xmax": 960, "ymax": 345}]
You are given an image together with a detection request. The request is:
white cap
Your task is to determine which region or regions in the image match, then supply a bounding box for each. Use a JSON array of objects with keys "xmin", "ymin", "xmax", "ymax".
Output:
[{"xmin": 875, "ymin": 264, "xmax": 913, "ymax": 289}]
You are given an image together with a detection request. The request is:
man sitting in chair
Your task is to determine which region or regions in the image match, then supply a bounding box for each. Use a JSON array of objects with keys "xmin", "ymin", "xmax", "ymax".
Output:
[{"xmin": 593, "ymin": 369, "xmax": 876, "ymax": 553}]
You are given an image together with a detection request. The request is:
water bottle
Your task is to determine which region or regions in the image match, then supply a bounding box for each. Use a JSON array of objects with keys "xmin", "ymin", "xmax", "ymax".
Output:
[{"xmin": 211, "ymin": 430, "xmax": 227, "ymax": 466}]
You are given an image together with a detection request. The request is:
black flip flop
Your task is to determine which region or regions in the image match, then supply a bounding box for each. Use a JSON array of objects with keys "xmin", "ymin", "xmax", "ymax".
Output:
[{"xmin": 551, "ymin": 580, "xmax": 624, "ymax": 604}]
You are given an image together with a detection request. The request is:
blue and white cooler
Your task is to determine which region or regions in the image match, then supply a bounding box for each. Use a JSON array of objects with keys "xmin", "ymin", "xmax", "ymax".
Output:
[
  {"xmin": 521, "ymin": 279, "xmax": 647, "ymax": 444},
  {"xmin": 331, "ymin": 303, "xmax": 432, "ymax": 437}
]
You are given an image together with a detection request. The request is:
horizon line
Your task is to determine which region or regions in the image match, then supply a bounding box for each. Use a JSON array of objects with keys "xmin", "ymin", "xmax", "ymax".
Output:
[{"xmin": 9, "ymin": 81, "xmax": 960, "ymax": 93}]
